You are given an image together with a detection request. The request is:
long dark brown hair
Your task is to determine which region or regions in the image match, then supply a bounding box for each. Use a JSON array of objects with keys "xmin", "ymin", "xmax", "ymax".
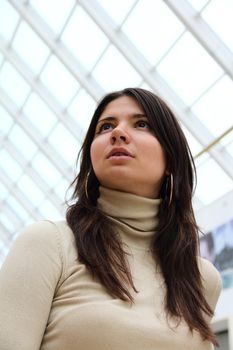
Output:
[{"xmin": 66, "ymin": 87, "xmax": 217, "ymax": 345}]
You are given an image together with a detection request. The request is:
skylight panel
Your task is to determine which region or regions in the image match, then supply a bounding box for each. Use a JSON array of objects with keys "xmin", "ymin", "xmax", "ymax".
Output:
[
  {"xmin": 8, "ymin": 125, "xmax": 37, "ymax": 160},
  {"xmin": 30, "ymin": 0, "xmax": 76, "ymax": 34},
  {"xmin": 0, "ymin": 62, "xmax": 31, "ymax": 108},
  {"xmin": 0, "ymin": 213, "xmax": 15, "ymax": 233},
  {"xmin": 0, "ymin": 105, "xmax": 13, "ymax": 134},
  {"xmin": 192, "ymin": 195, "xmax": 204, "ymax": 212},
  {"xmin": 157, "ymin": 32, "xmax": 223, "ymax": 105},
  {"xmin": 188, "ymin": 0, "xmax": 209, "ymax": 11},
  {"xmin": 40, "ymin": 55, "xmax": 79, "ymax": 107},
  {"xmin": 0, "ymin": 150, "xmax": 23, "ymax": 182},
  {"xmin": 202, "ymin": 0, "xmax": 233, "ymax": 52},
  {"xmin": 0, "ymin": 0, "xmax": 19, "ymax": 41},
  {"xmin": 181, "ymin": 124, "xmax": 203, "ymax": 157},
  {"xmin": 0, "ymin": 53, "xmax": 3, "ymax": 65},
  {"xmin": 7, "ymin": 195, "xmax": 29, "ymax": 222},
  {"xmin": 68, "ymin": 89, "xmax": 96, "ymax": 132},
  {"xmin": 122, "ymin": 0, "xmax": 184, "ymax": 65},
  {"xmin": 92, "ymin": 45, "xmax": 141, "ymax": 91},
  {"xmin": 23, "ymin": 93, "xmax": 57, "ymax": 137},
  {"xmin": 54, "ymin": 177, "xmax": 70, "ymax": 202},
  {"xmin": 12, "ymin": 21, "xmax": 50, "ymax": 75},
  {"xmin": 38, "ymin": 199, "xmax": 64, "ymax": 221},
  {"xmin": 220, "ymin": 130, "xmax": 233, "ymax": 158},
  {"xmin": 17, "ymin": 174, "xmax": 45, "ymax": 206},
  {"xmin": 195, "ymin": 155, "xmax": 233, "ymax": 205},
  {"xmin": 139, "ymin": 82, "xmax": 153, "ymax": 91},
  {"xmin": 31, "ymin": 152, "xmax": 62, "ymax": 187},
  {"xmin": 0, "ymin": 182, "xmax": 8, "ymax": 201},
  {"xmin": 97, "ymin": 0, "xmax": 136, "ymax": 26},
  {"xmin": 61, "ymin": 6, "xmax": 109, "ymax": 71},
  {"xmin": 48, "ymin": 122, "xmax": 81, "ymax": 166},
  {"xmin": 191, "ymin": 75, "xmax": 233, "ymax": 137},
  {"xmin": 226, "ymin": 141, "xmax": 233, "ymax": 158}
]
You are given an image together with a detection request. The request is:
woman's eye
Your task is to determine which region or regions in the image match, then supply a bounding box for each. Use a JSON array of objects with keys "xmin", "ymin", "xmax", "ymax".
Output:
[
  {"xmin": 136, "ymin": 121, "xmax": 150, "ymax": 129},
  {"xmin": 98, "ymin": 123, "xmax": 114, "ymax": 133}
]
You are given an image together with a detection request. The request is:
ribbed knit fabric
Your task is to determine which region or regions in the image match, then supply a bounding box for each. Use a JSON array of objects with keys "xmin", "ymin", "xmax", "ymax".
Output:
[{"xmin": 0, "ymin": 187, "xmax": 221, "ymax": 350}]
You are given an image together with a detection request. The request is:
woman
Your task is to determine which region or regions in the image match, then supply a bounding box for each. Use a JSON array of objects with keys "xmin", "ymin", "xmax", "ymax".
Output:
[{"xmin": 0, "ymin": 88, "xmax": 221, "ymax": 349}]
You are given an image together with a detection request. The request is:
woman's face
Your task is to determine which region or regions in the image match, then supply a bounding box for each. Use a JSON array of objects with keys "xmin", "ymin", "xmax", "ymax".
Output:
[{"xmin": 90, "ymin": 96, "xmax": 167, "ymax": 198}]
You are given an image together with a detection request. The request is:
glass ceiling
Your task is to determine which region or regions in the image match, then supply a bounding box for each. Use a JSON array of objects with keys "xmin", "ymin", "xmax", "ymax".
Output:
[{"xmin": 0, "ymin": 0, "xmax": 233, "ymax": 264}]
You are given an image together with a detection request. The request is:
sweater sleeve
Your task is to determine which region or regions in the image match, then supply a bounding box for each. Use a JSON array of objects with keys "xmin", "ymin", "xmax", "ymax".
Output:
[
  {"xmin": 198, "ymin": 257, "xmax": 222, "ymax": 316},
  {"xmin": 0, "ymin": 221, "xmax": 64, "ymax": 350}
]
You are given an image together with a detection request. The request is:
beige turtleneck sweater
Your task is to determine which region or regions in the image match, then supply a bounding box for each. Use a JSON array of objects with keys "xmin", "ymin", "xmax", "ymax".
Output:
[{"xmin": 0, "ymin": 187, "xmax": 221, "ymax": 350}]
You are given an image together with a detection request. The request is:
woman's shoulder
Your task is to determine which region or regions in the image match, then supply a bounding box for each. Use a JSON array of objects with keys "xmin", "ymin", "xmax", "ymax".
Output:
[
  {"xmin": 7, "ymin": 220, "xmax": 76, "ymax": 267},
  {"xmin": 3, "ymin": 220, "xmax": 77, "ymax": 282},
  {"xmin": 16, "ymin": 220, "xmax": 74, "ymax": 243},
  {"xmin": 197, "ymin": 256, "xmax": 222, "ymax": 309},
  {"xmin": 198, "ymin": 257, "xmax": 221, "ymax": 284}
]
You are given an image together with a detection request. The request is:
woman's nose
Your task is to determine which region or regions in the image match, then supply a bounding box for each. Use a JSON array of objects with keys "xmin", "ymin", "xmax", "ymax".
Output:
[{"xmin": 110, "ymin": 126, "xmax": 130, "ymax": 144}]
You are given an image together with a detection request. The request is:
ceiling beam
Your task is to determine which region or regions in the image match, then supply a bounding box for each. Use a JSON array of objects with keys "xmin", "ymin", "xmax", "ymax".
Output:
[
  {"xmin": 0, "ymin": 36, "xmax": 86, "ymax": 145},
  {"xmin": 8, "ymin": 0, "xmax": 104, "ymax": 102},
  {"xmin": 164, "ymin": 0, "xmax": 233, "ymax": 80}
]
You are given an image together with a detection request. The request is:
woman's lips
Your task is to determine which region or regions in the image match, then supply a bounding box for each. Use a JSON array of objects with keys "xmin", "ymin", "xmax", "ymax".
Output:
[{"xmin": 107, "ymin": 148, "xmax": 134, "ymax": 159}]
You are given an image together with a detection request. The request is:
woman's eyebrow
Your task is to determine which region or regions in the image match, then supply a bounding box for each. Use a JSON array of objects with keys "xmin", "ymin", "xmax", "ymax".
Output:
[{"xmin": 97, "ymin": 113, "xmax": 147, "ymax": 124}]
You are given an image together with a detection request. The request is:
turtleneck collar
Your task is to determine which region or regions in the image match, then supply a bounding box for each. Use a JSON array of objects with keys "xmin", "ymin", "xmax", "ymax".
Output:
[{"xmin": 97, "ymin": 186, "xmax": 160, "ymax": 250}]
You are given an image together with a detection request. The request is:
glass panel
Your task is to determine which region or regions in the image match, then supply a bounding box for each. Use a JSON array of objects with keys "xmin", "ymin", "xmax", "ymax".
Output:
[
  {"xmin": 54, "ymin": 177, "xmax": 70, "ymax": 201},
  {"xmin": 48, "ymin": 122, "xmax": 81, "ymax": 165},
  {"xmin": 30, "ymin": 0, "xmax": 76, "ymax": 34},
  {"xmin": 191, "ymin": 76, "xmax": 233, "ymax": 137},
  {"xmin": 8, "ymin": 125, "xmax": 37, "ymax": 160},
  {"xmin": 221, "ymin": 130, "xmax": 233, "ymax": 158},
  {"xmin": 0, "ymin": 52, "xmax": 3, "ymax": 65},
  {"xmin": 0, "ymin": 182, "xmax": 8, "ymax": 201},
  {"xmin": 23, "ymin": 93, "xmax": 57, "ymax": 137},
  {"xmin": 122, "ymin": 0, "xmax": 184, "ymax": 65},
  {"xmin": 0, "ymin": 105, "xmax": 13, "ymax": 134},
  {"xmin": 221, "ymin": 129, "xmax": 233, "ymax": 148},
  {"xmin": 181, "ymin": 124, "xmax": 203, "ymax": 157},
  {"xmin": 97, "ymin": 0, "xmax": 136, "ymax": 25},
  {"xmin": 0, "ymin": 150, "xmax": 23, "ymax": 182},
  {"xmin": 40, "ymin": 55, "xmax": 79, "ymax": 107},
  {"xmin": 92, "ymin": 45, "xmax": 141, "ymax": 91},
  {"xmin": 202, "ymin": 0, "xmax": 233, "ymax": 52},
  {"xmin": 61, "ymin": 6, "xmax": 108, "ymax": 71},
  {"xmin": 188, "ymin": 0, "xmax": 209, "ymax": 11},
  {"xmin": 12, "ymin": 21, "xmax": 50, "ymax": 75},
  {"xmin": 192, "ymin": 195, "xmax": 203, "ymax": 212},
  {"xmin": 31, "ymin": 152, "xmax": 61, "ymax": 187},
  {"xmin": 195, "ymin": 155, "xmax": 233, "ymax": 205},
  {"xmin": 157, "ymin": 32, "xmax": 223, "ymax": 105},
  {"xmin": 39, "ymin": 199, "xmax": 63, "ymax": 221},
  {"xmin": 68, "ymin": 89, "xmax": 96, "ymax": 133},
  {"xmin": 139, "ymin": 82, "xmax": 153, "ymax": 91},
  {"xmin": 0, "ymin": 62, "xmax": 31, "ymax": 108},
  {"xmin": 17, "ymin": 174, "xmax": 45, "ymax": 206},
  {"xmin": 0, "ymin": 0, "xmax": 19, "ymax": 41},
  {"xmin": 7, "ymin": 195, "xmax": 30, "ymax": 222},
  {"xmin": 226, "ymin": 141, "xmax": 233, "ymax": 158},
  {"xmin": 0, "ymin": 213, "xmax": 15, "ymax": 233}
]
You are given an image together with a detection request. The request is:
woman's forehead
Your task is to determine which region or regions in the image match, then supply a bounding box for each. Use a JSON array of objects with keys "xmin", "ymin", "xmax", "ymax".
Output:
[{"xmin": 99, "ymin": 95, "xmax": 145, "ymax": 119}]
